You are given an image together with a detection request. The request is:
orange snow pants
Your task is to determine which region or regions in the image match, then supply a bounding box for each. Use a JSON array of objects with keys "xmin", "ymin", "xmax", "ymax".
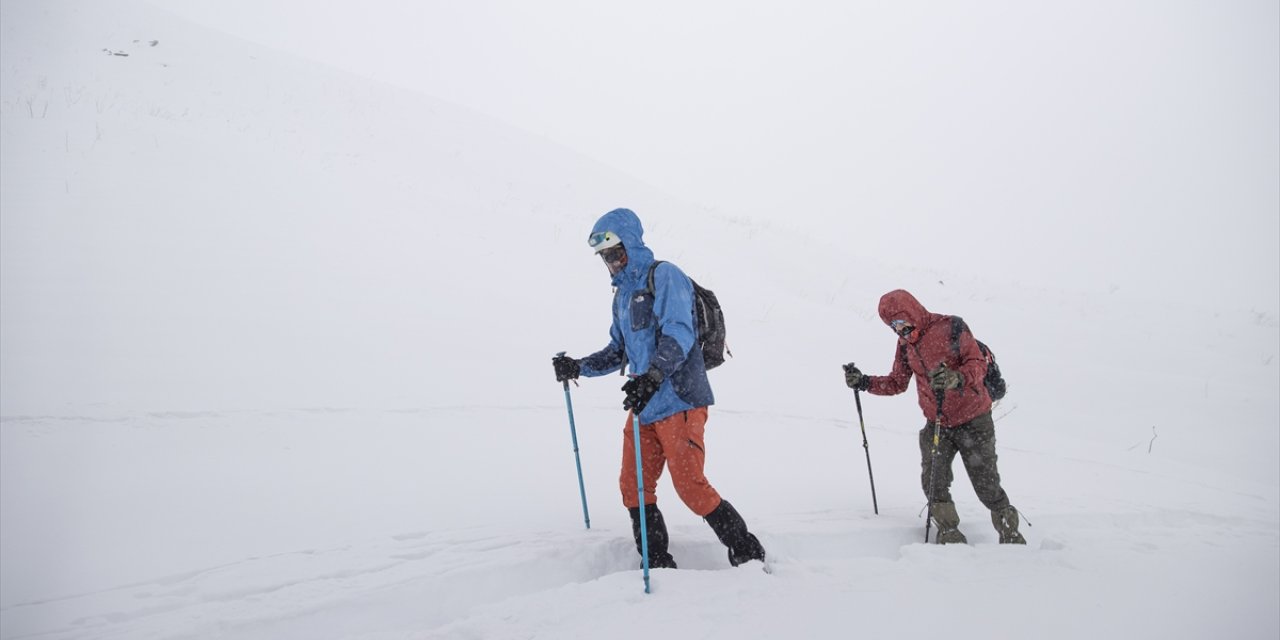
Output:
[{"xmin": 619, "ymin": 406, "xmax": 722, "ymax": 516}]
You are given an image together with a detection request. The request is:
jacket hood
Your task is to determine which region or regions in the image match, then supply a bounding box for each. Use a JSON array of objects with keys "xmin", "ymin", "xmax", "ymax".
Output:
[
  {"xmin": 591, "ymin": 208, "xmax": 655, "ymax": 285},
  {"xmin": 878, "ymin": 289, "xmax": 928, "ymax": 326},
  {"xmin": 878, "ymin": 289, "xmax": 944, "ymax": 343}
]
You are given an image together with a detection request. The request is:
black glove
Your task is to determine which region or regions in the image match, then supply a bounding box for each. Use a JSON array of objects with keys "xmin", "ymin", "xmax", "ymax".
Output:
[
  {"xmin": 621, "ymin": 369, "xmax": 664, "ymax": 412},
  {"xmin": 928, "ymin": 365, "xmax": 964, "ymax": 391},
  {"xmin": 552, "ymin": 354, "xmax": 580, "ymax": 382},
  {"xmin": 843, "ymin": 363, "xmax": 870, "ymax": 391}
]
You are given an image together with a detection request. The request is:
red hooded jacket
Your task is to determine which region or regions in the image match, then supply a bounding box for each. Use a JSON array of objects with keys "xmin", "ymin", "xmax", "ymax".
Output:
[{"xmin": 866, "ymin": 290, "xmax": 992, "ymax": 427}]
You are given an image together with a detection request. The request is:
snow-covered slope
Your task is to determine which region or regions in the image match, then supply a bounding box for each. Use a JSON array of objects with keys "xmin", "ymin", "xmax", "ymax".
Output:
[{"xmin": 2, "ymin": 1, "xmax": 1277, "ymax": 639}]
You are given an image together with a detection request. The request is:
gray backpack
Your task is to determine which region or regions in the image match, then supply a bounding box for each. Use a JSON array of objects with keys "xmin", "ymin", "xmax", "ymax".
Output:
[{"xmin": 646, "ymin": 261, "xmax": 730, "ymax": 369}]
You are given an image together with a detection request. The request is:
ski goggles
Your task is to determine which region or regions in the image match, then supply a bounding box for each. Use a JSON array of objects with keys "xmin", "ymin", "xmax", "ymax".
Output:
[
  {"xmin": 890, "ymin": 319, "xmax": 913, "ymax": 336},
  {"xmin": 598, "ymin": 244, "xmax": 626, "ymax": 266},
  {"xmin": 588, "ymin": 230, "xmax": 622, "ymax": 253}
]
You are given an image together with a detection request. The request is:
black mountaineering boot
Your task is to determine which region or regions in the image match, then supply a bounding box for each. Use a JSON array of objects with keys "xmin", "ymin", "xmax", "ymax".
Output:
[
  {"xmin": 629, "ymin": 505, "xmax": 678, "ymax": 569},
  {"xmin": 704, "ymin": 500, "xmax": 767, "ymax": 567}
]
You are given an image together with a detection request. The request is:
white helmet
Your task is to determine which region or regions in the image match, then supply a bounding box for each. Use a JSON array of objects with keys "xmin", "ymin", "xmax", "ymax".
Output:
[{"xmin": 587, "ymin": 230, "xmax": 622, "ymax": 254}]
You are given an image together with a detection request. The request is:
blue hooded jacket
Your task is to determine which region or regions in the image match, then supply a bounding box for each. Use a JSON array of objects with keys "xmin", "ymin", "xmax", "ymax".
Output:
[{"xmin": 579, "ymin": 208, "xmax": 714, "ymax": 424}]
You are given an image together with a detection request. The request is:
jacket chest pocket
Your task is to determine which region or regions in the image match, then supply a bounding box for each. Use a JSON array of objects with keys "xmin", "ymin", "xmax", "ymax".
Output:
[
  {"xmin": 908, "ymin": 345, "xmax": 951, "ymax": 379},
  {"xmin": 628, "ymin": 292, "xmax": 655, "ymax": 331},
  {"xmin": 906, "ymin": 348, "xmax": 932, "ymax": 379}
]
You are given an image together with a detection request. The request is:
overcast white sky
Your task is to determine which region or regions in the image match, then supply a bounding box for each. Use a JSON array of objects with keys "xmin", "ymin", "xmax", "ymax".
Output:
[{"xmin": 152, "ymin": 0, "xmax": 1279, "ymax": 310}]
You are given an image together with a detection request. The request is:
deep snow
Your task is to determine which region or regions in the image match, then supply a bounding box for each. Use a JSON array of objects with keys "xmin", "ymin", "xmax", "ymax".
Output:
[{"xmin": 1, "ymin": 1, "xmax": 1277, "ymax": 639}]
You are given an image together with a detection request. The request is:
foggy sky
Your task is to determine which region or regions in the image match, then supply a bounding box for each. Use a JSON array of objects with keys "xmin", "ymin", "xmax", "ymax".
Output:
[{"xmin": 154, "ymin": 0, "xmax": 1280, "ymax": 311}]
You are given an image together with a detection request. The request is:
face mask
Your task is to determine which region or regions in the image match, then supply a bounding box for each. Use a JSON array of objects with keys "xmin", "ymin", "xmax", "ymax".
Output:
[
  {"xmin": 599, "ymin": 244, "xmax": 627, "ymax": 275},
  {"xmin": 891, "ymin": 319, "xmax": 914, "ymax": 338}
]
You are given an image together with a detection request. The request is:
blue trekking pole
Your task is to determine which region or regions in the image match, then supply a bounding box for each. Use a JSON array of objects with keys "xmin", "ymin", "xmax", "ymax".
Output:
[
  {"xmin": 556, "ymin": 352, "xmax": 590, "ymax": 530},
  {"xmin": 632, "ymin": 410, "xmax": 651, "ymax": 594}
]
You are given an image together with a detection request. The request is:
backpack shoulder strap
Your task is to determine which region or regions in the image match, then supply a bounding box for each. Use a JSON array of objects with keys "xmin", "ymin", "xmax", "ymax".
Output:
[
  {"xmin": 949, "ymin": 316, "xmax": 968, "ymax": 355},
  {"xmin": 645, "ymin": 261, "xmax": 667, "ymax": 346},
  {"xmin": 646, "ymin": 260, "xmax": 666, "ymax": 295}
]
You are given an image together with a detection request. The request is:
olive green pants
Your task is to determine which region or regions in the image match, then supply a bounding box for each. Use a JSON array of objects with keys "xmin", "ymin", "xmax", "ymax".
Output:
[{"xmin": 919, "ymin": 411, "xmax": 1011, "ymax": 511}]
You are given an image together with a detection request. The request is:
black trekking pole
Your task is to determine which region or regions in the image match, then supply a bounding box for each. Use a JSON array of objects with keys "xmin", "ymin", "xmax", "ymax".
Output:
[
  {"xmin": 848, "ymin": 364, "xmax": 879, "ymax": 515},
  {"xmin": 924, "ymin": 386, "xmax": 944, "ymax": 543}
]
